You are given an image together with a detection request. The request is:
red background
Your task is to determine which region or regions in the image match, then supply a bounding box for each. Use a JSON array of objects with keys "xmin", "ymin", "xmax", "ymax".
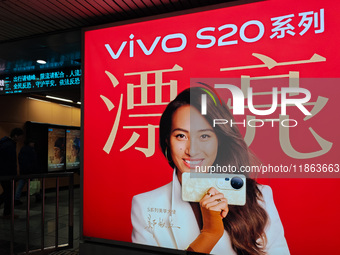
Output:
[{"xmin": 83, "ymin": 0, "xmax": 340, "ymax": 254}]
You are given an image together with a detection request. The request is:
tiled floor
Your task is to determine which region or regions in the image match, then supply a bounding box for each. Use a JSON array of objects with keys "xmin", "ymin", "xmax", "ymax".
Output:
[{"xmin": 0, "ymin": 186, "xmax": 80, "ymax": 255}]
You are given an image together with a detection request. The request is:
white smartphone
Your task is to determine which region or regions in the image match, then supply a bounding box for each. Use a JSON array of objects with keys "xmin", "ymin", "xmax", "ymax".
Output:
[{"xmin": 181, "ymin": 172, "xmax": 246, "ymax": 206}]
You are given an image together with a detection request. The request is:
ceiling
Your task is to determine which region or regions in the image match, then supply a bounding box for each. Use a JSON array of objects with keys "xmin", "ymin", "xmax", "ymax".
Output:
[
  {"xmin": 0, "ymin": 0, "xmax": 242, "ymax": 104},
  {"xmin": 0, "ymin": 0, "xmax": 239, "ymax": 43}
]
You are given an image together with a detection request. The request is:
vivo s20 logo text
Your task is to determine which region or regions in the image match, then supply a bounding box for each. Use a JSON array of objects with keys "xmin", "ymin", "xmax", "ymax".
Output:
[{"xmin": 104, "ymin": 21, "xmax": 264, "ymax": 59}]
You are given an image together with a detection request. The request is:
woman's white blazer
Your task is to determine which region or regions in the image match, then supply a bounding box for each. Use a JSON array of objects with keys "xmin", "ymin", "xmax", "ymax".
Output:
[{"xmin": 131, "ymin": 170, "xmax": 290, "ymax": 255}]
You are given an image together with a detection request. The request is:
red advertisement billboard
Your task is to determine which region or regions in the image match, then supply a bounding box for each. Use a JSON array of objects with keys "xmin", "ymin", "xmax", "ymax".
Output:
[{"xmin": 83, "ymin": 0, "xmax": 340, "ymax": 254}]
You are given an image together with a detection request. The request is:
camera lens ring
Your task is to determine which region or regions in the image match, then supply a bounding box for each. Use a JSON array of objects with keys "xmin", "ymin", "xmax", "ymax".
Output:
[{"xmin": 230, "ymin": 177, "xmax": 244, "ymax": 190}]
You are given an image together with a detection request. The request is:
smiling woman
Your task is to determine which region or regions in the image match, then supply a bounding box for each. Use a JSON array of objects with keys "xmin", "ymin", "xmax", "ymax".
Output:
[
  {"xmin": 131, "ymin": 87, "xmax": 290, "ymax": 255},
  {"xmin": 169, "ymin": 105, "xmax": 218, "ymax": 183}
]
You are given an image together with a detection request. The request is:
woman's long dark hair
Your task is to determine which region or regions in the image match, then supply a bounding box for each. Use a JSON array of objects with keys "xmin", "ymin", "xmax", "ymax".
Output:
[{"xmin": 159, "ymin": 87, "xmax": 268, "ymax": 255}]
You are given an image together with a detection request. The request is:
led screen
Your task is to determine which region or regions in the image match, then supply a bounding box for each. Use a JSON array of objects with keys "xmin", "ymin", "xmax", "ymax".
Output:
[{"xmin": 0, "ymin": 68, "xmax": 81, "ymax": 95}]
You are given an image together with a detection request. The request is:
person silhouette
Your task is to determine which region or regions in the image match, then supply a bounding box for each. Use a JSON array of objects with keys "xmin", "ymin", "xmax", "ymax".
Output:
[
  {"xmin": 0, "ymin": 128, "xmax": 24, "ymax": 218},
  {"xmin": 14, "ymin": 139, "xmax": 41, "ymax": 205}
]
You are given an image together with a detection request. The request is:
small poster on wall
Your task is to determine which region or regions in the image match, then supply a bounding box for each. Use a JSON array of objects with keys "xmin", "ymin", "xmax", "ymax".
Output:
[
  {"xmin": 47, "ymin": 128, "xmax": 65, "ymax": 171},
  {"xmin": 66, "ymin": 129, "xmax": 81, "ymax": 170}
]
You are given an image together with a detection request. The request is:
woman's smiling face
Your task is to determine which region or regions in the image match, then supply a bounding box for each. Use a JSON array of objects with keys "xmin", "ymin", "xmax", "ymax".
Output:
[{"xmin": 169, "ymin": 105, "xmax": 218, "ymax": 181}]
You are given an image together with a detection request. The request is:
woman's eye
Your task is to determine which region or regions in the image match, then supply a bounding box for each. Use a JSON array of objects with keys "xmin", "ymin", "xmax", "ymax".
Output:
[
  {"xmin": 175, "ymin": 134, "xmax": 186, "ymax": 139},
  {"xmin": 200, "ymin": 134, "xmax": 210, "ymax": 139}
]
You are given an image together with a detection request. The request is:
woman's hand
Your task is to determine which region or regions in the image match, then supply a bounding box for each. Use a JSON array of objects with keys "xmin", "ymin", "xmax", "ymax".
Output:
[
  {"xmin": 187, "ymin": 187, "xmax": 229, "ymax": 253},
  {"xmin": 200, "ymin": 187, "xmax": 229, "ymax": 218}
]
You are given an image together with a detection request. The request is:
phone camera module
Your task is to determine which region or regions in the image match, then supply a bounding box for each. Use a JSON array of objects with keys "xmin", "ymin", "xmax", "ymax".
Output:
[{"xmin": 230, "ymin": 177, "xmax": 244, "ymax": 190}]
